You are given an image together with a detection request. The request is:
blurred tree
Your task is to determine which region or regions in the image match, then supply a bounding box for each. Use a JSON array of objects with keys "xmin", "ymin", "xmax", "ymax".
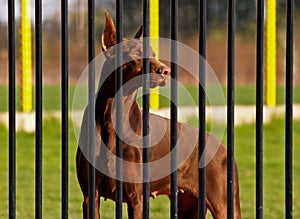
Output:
[
  {"xmin": 207, "ymin": 0, "xmax": 256, "ymax": 38},
  {"xmin": 159, "ymin": 0, "xmax": 258, "ymax": 40}
]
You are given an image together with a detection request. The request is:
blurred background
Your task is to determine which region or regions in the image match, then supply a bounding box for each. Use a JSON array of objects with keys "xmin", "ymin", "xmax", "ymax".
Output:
[
  {"xmin": 0, "ymin": 1, "xmax": 300, "ymax": 218},
  {"xmin": 0, "ymin": 0, "xmax": 299, "ymax": 86}
]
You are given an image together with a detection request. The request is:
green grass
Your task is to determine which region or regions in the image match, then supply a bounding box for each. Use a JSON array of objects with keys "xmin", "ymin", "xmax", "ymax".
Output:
[
  {"xmin": 0, "ymin": 85, "xmax": 77, "ymax": 112},
  {"xmin": 0, "ymin": 119, "xmax": 170, "ymax": 218},
  {"xmin": 1, "ymin": 85, "xmax": 300, "ymax": 112},
  {"xmin": 0, "ymin": 118, "xmax": 299, "ymax": 218}
]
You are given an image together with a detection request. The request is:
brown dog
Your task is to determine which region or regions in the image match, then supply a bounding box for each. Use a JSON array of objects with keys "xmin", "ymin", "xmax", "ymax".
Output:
[{"xmin": 76, "ymin": 12, "xmax": 241, "ymax": 219}]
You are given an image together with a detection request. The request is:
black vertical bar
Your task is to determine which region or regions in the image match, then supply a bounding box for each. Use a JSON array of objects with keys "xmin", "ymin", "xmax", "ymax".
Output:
[
  {"xmin": 143, "ymin": 0, "xmax": 150, "ymax": 218},
  {"xmin": 115, "ymin": 1, "xmax": 123, "ymax": 218},
  {"xmin": 8, "ymin": 0, "xmax": 16, "ymax": 218},
  {"xmin": 88, "ymin": 0, "xmax": 95, "ymax": 219},
  {"xmin": 285, "ymin": 0, "xmax": 294, "ymax": 218},
  {"xmin": 256, "ymin": 0, "xmax": 264, "ymax": 218},
  {"xmin": 35, "ymin": 0, "xmax": 43, "ymax": 218},
  {"xmin": 227, "ymin": 0, "xmax": 235, "ymax": 218},
  {"xmin": 170, "ymin": 0, "xmax": 178, "ymax": 218},
  {"xmin": 61, "ymin": 0, "xmax": 69, "ymax": 218},
  {"xmin": 198, "ymin": 0, "xmax": 206, "ymax": 218}
]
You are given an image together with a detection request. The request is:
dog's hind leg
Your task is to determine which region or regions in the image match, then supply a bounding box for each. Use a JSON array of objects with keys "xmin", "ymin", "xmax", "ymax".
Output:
[
  {"xmin": 206, "ymin": 162, "xmax": 241, "ymax": 219},
  {"xmin": 177, "ymin": 192, "xmax": 198, "ymax": 219}
]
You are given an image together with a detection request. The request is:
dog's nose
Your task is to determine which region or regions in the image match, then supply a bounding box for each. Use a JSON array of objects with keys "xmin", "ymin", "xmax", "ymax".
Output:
[
  {"xmin": 163, "ymin": 69, "xmax": 170, "ymax": 76},
  {"xmin": 158, "ymin": 67, "xmax": 170, "ymax": 76}
]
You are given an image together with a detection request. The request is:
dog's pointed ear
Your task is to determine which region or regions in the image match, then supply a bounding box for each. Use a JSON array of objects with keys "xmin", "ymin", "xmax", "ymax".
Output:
[
  {"xmin": 134, "ymin": 25, "xmax": 143, "ymax": 39},
  {"xmin": 102, "ymin": 11, "xmax": 117, "ymax": 52}
]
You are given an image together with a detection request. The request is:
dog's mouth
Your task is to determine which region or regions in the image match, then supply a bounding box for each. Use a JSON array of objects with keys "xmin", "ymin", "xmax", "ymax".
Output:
[
  {"xmin": 149, "ymin": 65, "xmax": 171, "ymax": 88},
  {"xmin": 121, "ymin": 63, "xmax": 171, "ymax": 93},
  {"xmin": 150, "ymin": 74, "xmax": 169, "ymax": 88}
]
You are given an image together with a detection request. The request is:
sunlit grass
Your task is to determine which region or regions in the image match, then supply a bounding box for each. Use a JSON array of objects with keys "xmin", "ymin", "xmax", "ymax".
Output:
[{"xmin": 0, "ymin": 118, "xmax": 299, "ymax": 218}]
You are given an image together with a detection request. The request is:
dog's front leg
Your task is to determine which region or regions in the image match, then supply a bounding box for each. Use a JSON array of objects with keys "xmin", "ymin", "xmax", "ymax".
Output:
[
  {"xmin": 82, "ymin": 193, "xmax": 101, "ymax": 219},
  {"xmin": 96, "ymin": 195, "xmax": 100, "ymax": 219},
  {"xmin": 127, "ymin": 194, "xmax": 143, "ymax": 219},
  {"xmin": 82, "ymin": 196, "xmax": 88, "ymax": 219}
]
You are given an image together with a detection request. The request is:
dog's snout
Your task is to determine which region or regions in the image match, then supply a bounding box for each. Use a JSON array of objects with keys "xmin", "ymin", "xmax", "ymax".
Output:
[
  {"xmin": 156, "ymin": 65, "xmax": 171, "ymax": 76},
  {"xmin": 160, "ymin": 67, "xmax": 170, "ymax": 76}
]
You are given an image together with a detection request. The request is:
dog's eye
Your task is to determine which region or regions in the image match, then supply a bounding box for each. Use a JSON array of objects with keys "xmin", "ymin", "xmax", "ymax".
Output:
[{"xmin": 135, "ymin": 52, "xmax": 142, "ymax": 58}]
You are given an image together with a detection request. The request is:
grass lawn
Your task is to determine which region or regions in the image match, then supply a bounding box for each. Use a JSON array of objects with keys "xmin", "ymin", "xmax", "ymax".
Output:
[
  {"xmin": 0, "ymin": 118, "xmax": 299, "ymax": 218},
  {"xmin": 1, "ymin": 85, "xmax": 300, "ymax": 112}
]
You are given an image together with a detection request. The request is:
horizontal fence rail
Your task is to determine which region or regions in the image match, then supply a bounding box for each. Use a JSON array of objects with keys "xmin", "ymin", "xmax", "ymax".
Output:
[{"xmin": 5, "ymin": 0, "xmax": 296, "ymax": 218}]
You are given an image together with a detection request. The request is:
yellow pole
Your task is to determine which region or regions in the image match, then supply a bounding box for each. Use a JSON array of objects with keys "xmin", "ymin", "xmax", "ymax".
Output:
[
  {"xmin": 265, "ymin": 0, "xmax": 276, "ymax": 106},
  {"xmin": 150, "ymin": 0, "xmax": 160, "ymax": 109},
  {"xmin": 20, "ymin": 0, "xmax": 32, "ymax": 112}
]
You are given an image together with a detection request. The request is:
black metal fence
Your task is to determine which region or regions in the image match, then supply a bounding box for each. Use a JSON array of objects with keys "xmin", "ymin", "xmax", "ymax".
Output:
[{"xmin": 7, "ymin": 0, "xmax": 294, "ymax": 218}]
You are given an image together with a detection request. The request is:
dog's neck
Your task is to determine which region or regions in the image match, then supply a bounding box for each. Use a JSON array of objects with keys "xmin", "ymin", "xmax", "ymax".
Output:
[{"xmin": 95, "ymin": 61, "xmax": 142, "ymax": 134}]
